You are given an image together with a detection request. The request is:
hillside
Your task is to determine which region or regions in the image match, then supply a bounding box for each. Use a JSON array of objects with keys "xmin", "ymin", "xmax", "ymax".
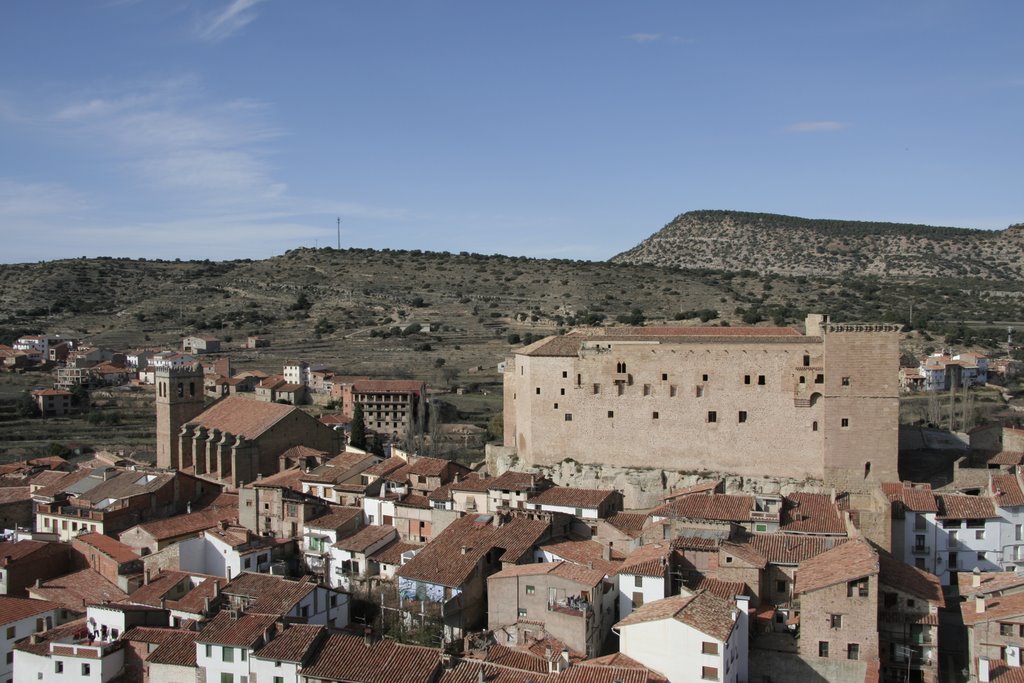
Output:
[{"xmin": 612, "ymin": 210, "xmax": 1024, "ymax": 280}]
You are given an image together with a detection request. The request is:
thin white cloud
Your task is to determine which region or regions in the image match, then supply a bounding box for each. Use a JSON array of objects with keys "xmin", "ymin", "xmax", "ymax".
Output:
[
  {"xmin": 786, "ymin": 121, "xmax": 849, "ymax": 133},
  {"xmin": 626, "ymin": 33, "xmax": 661, "ymax": 43},
  {"xmin": 195, "ymin": 0, "xmax": 266, "ymax": 43},
  {"xmin": 0, "ymin": 179, "xmax": 94, "ymax": 217}
]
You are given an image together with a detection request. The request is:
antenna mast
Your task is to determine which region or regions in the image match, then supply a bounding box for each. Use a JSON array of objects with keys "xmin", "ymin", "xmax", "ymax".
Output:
[{"xmin": 337, "ymin": 217, "xmax": 341, "ymax": 250}]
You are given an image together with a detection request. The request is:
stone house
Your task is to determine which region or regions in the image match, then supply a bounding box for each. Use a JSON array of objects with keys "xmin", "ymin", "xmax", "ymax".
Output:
[
  {"xmin": 487, "ymin": 560, "xmax": 616, "ymax": 658},
  {"xmin": 0, "ymin": 540, "xmax": 71, "ymax": 597},
  {"xmin": 238, "ymin": 480, "xmax": 328, "ymax": 540},
  {"xmin": 31, "ymin": 388, "xmax": 73, "ymax": 417},
  {"xmin": 182, "ymin": 336, "xmax": 221, "ymax": 354}
]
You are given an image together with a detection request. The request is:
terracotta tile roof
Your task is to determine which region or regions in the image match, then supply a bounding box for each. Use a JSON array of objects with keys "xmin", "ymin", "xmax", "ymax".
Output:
[
  {"xmin": 489, "ymin": 471, "xmax": 550, "ymax": 493},
  {"xmin": 962, "ymin": 590, "xmax": 1024, "ymax": 625},
  {"xmin": 126, "ymin": 499, "xmax": 238, "ymax": 541},
  {"xmin": 781, "ymin": 493, "xmax": 846, "ymax": 535},
  {"xmin": 307, "ymin": 506, "xmax": 363, "ymax": 531},
  {"xmin": 303, "ymin": 452, "xmax": 376, "ymax": 484},
  {"xmin": 604, "ymin": 512, "xmax": 649, "ymax": 537},
  {"xmin": 882, "ymin": 482, "xmax": 939, "ymax": 513},
  {"xmin": 530, "ymin": 487, "xmax": 618, "ymax": 509},
  {"xmin": 352, "ymin": 379, "xmax": 425, "ymax": 394},
  {"xmin": 937, "ymin": 494, "xmax": 998, "ymax": 520},
  {"xmin": 196, "ymin": 610, "xmax": 277, "ymax": 647},
  {"xmin": 30, "ymin": 568, "xmax": 127, "ymax": 610},
  {"xmin": 877, "ymin": 549, "xmax": 944, "ymax": 606},
  {"xmin": 615, "ymin": 543, "xmax": 672, "ymax": 577},
  {"xmin": 363, "ymin": 458, "xmax": 409, "ymax": 478},
  {"xmin": 672, "ymin": 535, "xmax": 725, "ymax": 552},
  {"xmin": 222, "ymin": 573, "xmax": 320, "ymax": 616},
  {"xmin": 992, "ymin": 474, "xmax": 1024, "ymax": 508},
  {"xmin": 394, "ymin": 493, "xmax": 432, "ymax": 510},
  {"xmin": 397, "ymin": 515, "xmax": 550, "ymax": 588},
  {"xmin": 449, "ymin": 472, "xmax": 493, "ymax": 493},
  {"xmin": 795, "ymin": 539, "xmax": 878, "ymax": 595},
  {"xmin": 252, "ymin": 623, "xmax": 325, "ymax": 663},
  {"xmin": 61, "ymin": 469, "xmax": 175, "ymax": 506},
  {"xmin": 989, "ymin": 451, "xmax": 1024, "ymax": 466},
  {"xmin": 187, "ymin": 395, "xmax": 298, "ymax": 440},
  {"xmin": 30, "ymin": 467, "xmax": 97, "ymax": 500},
  {"xmin": 744, "ymin": 533, "xmax": 849, "ymax": 565},
  {"xmin": 13, "ymin": 617, "xmax": 87, "ymax": 656},
  {"xmin": 126, "ymin": 570, "xmax": 193, "ymax": 607},
  {"xmin": 690, "ymin": 577, "xmax": 748, "ymax": 600},
  {"xmin": 31, "ymin": 388, "xmax": 72, "ymax": 397},
  {"xmin": 483, "ymin": 643, "xmax": 550, "ymax": 673},
  {"xmin": 301, "ymin": 632, "xmax": 440, "ymax": 683},
  {"xmin": 369, "ymin": 540, "xmax": 423, "ymax": 565},
  {"xmin": 663, "ymin": 480, "xmax": 724, "ymax": 499},
  {"xmin": 335, "ymin": 525, "xmax": 397, "ymax": 553},
  {"xmin": 440, "ymin": 661, "xmax": 552, "ymax": 683},
  {"xmin": 652, "ymin": 492, "xmax": 753, "ymax": 523},
  {"xmin": 280, "ymin": 445, "xmax": 330, "ymax": 462},
  {"xmin": 0, "ymin": 596, "xmax": 62, "ymax": 626},
  {"xmin": 615, "ymin": 590, "xmax": 739, "ymax": 642},
  {"xmin": 958, "ymin": 571, "xmax": 1024, "ymax": 597},
  {"xmin": 126, "ymin": 627, "xmax": 199, "ymax": 667},
  {"xmin": 76, "ymin": 532, "xmax": 140, "ymax": 564},
  {"xmin": 406, "ymin": 456, "xmax": 467, "ymax": 478},
  {"xmin": 491, "ymin": 560, "xmax": 607, "ymax": 587},
  {"xmin": 0, "ymin": 539, "xmax": 51, "ymax": 564},
  {"xmin": 252, "ymin": 466, "xmax": 306, "ymax": 491},
  {"xmin": 539, "ymin": 537, "xmax": 624, "ymax": 575},
  {"xmin": 28, "ymin": 470, "xmax": 70, "ymax": 488},
  {"xmin": 986, "ymin": 659, "xmax": 1024, "ymax": 683}
]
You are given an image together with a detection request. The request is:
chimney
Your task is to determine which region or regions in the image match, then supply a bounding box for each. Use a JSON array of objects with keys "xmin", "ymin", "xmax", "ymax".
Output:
[
  {"xmin": 186, "ymin": 501, "xmax": 192, "ymax": 514},
  {"xmin": 364, "ymin": 627, "xmax": 373, "ymax": 648},
  {"xmin": 213, "ymin": 580, "xmax": 220, "ymax": 597},
  {"xmin": 545, "ymin": 646, "xmax": 552, "ymax": 661},
  {"xmin": 203, "ymin": 596, "xmax": 210, "ymax": 613},
  {"xmin": 477, "ymin": 669, "xmax": 485, "ymax": 683},
  {"xmin": 602, "ymin": 543, "xmax": 612, "ymax": 562},
  {"xmin": 460, "ymin": 546, "xmax": 469, "ymax": 555},
  {"xmin": 976, "ymin": 593, "xmax": 986, "ymax": 614},
  {"xmin": 973, "ymin": 566, "xmax": 982, "ymax": 588},
  {"xmin": 980, "ymin": 656, "xmax": 991, "ymax": 682},
  {"xmin": 144, "ymin": 569, "xmax": 151, "ymax": 585},
  {"xmin": 587, "ymin": 561, "xmax": 593, "ymax": 570},
  {"xmin": 35, "ymin": 578, "xmax": 43, "ymax": 589}
]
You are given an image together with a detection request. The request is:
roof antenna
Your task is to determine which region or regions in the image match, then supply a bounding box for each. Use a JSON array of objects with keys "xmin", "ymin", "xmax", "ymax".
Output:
[{"xmin": 337, "ymin": 217, "xmax": 341, "ymax": 250}]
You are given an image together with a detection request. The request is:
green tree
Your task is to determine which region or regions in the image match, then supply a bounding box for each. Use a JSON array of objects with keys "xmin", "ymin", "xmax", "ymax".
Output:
[
  {"xmin": 70, "ymin": 383, "xmax": 89, "ymax": 407},
  {"xmin": 350, "ymin": 403, "xmax": 367, "ymax": 450},
  {"xmin": 15, "ymin": 392, "xmax": 39, "ymax": 419}
]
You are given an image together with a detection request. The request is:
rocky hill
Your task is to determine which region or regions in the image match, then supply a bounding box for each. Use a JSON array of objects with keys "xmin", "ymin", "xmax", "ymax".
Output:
[{"xmin": 612, "ymin": 210, "xmax": 1024, "ymax": 280}]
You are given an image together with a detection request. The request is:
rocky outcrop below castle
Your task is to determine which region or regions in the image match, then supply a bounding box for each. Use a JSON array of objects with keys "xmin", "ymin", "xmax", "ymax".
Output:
[{"xmin": 485, "ymin": 444, "xmax": 829, "ymax": 509}]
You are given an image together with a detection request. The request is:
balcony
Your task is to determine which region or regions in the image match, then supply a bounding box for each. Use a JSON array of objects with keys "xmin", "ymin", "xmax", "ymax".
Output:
[
  {"xmin": 751, "ymin": 510, "xmax": 780, "ymax": 524},
  {"xmin": 911, "ymin": 545, "xmax": 930, "ymax": 555}
]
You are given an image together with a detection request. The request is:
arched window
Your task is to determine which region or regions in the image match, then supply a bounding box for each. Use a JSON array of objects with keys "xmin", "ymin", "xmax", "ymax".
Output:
[
  {"xmin": 864, "ymin": 461, "xmax": 872, "ymax": 479},
  {"xmin": 189, "ymin": 382, "xmax": 195, "ymax": 397}
]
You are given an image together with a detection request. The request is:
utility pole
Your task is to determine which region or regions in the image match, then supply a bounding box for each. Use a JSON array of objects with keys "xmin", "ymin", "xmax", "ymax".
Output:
[{"xmin": 337, "ymin": 217, "xmax": 341, "ymax": 250}]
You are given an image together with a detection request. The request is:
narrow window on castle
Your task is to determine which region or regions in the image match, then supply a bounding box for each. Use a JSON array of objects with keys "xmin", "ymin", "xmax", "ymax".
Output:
[
  {"xmin": 189, "ymin": 381, "xmax": 195, "ymax": 397},
  {"xmin": 562, "ymin": 371, "xmax": 568, "ymax": 378},
  {"xmin": 176, "ymin": 382, "xmax": 183, "ymax": 398},
  {"xmin": 553, "ymin": 403, "xmax": 558, "ymax": 410},
  {"xmin": 670, "ymin": 385, "xmax": 677, "ymax": 397},
  {"xmin": 707, "ymin": 411, "xmax": 717, "ymax": 423},
  {"xmin": 815, "ymin": 374, "xmax": 824, "ymax": 384},
  {"xmin": 812, "ymin": 421, "xmax": 818, "ymax": 432},
  {"xmin": 564, "ymin": 413, "xmax": 572, "ymax": 421},
  {"xmin": 577, "ymin": 374, "xmax": 581, "ymax": 386},
  {"xmin": 803, "ymin": 354, "xmax": 811, "ymax": 367},
  {"xmin": 521, "ymin": 367, "xmax": 524, "ymax": 375},
  {"xmin": 617, "ymin": 384, "xmax": 624, "ymax": 396},
  {"xmin": 695, "ymin": 385, "xmax": 704, "ymax": 398},
  {"xmin": 560, "ymin": 388, "xmax": 565, "ymax": 396},
  {"xmin": 536, "ymin": 387, "xmax": 541, "ymax": 395},
  {"xmin": 758, "ymin": 375, "xmax": 766, "ymax": 385},
  {"xmin": 744, "ymin": 375, "xmax": 751, "ymax": 385},
  {"xmin": 799, "ymin": 375, "xmax": 806, "ymax": 384},
  {"xmin": 593, "ymin": 383, "xmax": 600, "ymax": 394},
  {"xmin": 841, "ymin": 418, "xmax": 849, "ymax": 428},
  {"xmin": 702, "ymin": 374, "xmax": 709, "ymax": 382},
  {"xmin": 841, "ymin": 377, "xmax": 850, "ymax": 386},
  {"xmin": 662, "ymin": 373, "xmax": 668, "ymax": 381},
  {"xmin": 738, "ymin": 411, "xmax": 747, "ymax": 423},
  {"xmin": 643, "ymin": 384, "xmax": 651, "ymax": 396},
  {"xmin": 607, "ymin": 410, "xmax": 614, "ymax": 418},
  {"xmin": 864, "ymin": 461, "xmax": 871, "ymax": 479},
  {"xmin": 652, "ymin": 412, "xmax": 659, "ymax": 420}
]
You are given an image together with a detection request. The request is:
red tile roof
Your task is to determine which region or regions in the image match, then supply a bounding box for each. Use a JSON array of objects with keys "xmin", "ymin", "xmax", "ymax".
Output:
[
  {"xmin": 690, "ymin": 577, "xmax": 748, "ymax": 600},
  {"xmin": 126, "ymin": 498, "xmax": 238, "ymax": 541},
  {"xmin": 307, "ymin": 506, "xmax": 363, "ymax": 531},
  {"xmin": 30, "ymin": 568, "xmax": 127, "ymax": 610},
  {"xmin": 877, "ymin": 549, "xmax": 944, "ymax": 606},
  {"xmin": 781, "ymin": 492, "xmax": 846, "ymax": 535},
  {"xmin": 937, "ymin": 494, "xmax": 998, "ymax": 520},
  {"xmin": 138, "ymin": 629, "xmax": 200, "ymax": 667},
  {"xmin": 992, "ymin": 474, "xmax": 1024, "ymax": 508},
  {"xmin": 958, "ymin": 570, "xmax": 1024, "ymax": 597},
  {"xmin": 530, "ymin": 487, "xmax": 619, "ymax": 509},
  {"xmin": 743, "ymin": 533, "xmax": 848, "ymax": 565},
  {"xmin": 604, "ymin": 512, "xmax": 649, "ymax": 537},
  {"xmin": 539, "ymin": 538, "xmax": 624, "ymax": 575},
  {"xmin": 196, "ymin": 610, "xmax": 277, "ymax": 647},
  {"xmin": 795, "ymin": 539, "xmax": 878, "ymax": 595},
  {"xmin": 882, "ymin": 482, "xmax": 939, "ymax": 513},
  {"xmin": 335, "ymin": 525, "xmax": 397, "ymax": 554},
  {"xmin": 0, "ymin": 596, "xmax": 63, "ymax": 626},
  {"xmin": 615, "ymin": 543, "xmax": 672, "ymax": 578},
  {"xmin": 0, "ymin": 539, "xmax": 51, "ymax": 565},
  {"xmin": 489, "ymin": 471, "xmax": 550, "ymax": 493},
  {"xmin": 490, "ymin": 560, "xmax": 607, "ymax": 588},
  {"xmin": 615, "ymin": 590, "xmax": 739, "ymax": 642},
  {"xmin": 352, "ymin": 380, "xmax": 426, "ymax": 394},
  {"xmin": 369, "ymin": 540, "xmax": 423, "ymax": 565},
  {"xmin": 962, "ymin": 591, "xmax": 1024, "ymax": 625},
  {"xmin": 301, "ymin": 632, "xmax": 440, "ymax": 683},
  {"xmin": 188, "ymin": 395, "xmax": 299, "ymax": 440},
  {"xmin": 75, "ymin": 532, "xmax": 140, "ymax": 564},
  {"xmin": 252, "ymin": 623, "xmax": 325, "ymax": 663},
  {"xmin": 652, "ymin": 493, "xmax": 753, "ymax": 523},
  {"xmin": 222, "ymin": 573, "xmax": 320, "ymax": 616}
]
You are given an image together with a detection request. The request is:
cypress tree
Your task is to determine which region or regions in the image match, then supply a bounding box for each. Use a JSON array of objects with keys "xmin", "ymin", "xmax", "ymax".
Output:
[{"xmin": 350, "ymin": 402, "xmax": 367, "ymax": 450}]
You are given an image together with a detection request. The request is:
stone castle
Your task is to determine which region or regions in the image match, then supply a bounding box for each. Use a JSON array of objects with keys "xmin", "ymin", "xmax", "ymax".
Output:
[{"xmin": 503, "ymin": 314, "xmax": 901, "ymax": 492}]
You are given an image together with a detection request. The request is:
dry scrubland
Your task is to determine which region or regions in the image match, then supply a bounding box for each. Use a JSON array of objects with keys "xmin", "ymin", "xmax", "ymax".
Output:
[{"xmin": 2, "ymin": 213, "xmax": 1023, "ymax": 459}]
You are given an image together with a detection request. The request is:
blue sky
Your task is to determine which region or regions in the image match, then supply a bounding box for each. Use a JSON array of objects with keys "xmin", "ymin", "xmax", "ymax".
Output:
[{"xmin": 1, "ymin": 1, "xmax": 1022, "ymax": 263}]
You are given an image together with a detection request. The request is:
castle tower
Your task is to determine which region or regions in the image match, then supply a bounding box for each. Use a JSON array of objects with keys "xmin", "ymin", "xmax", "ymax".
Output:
[{"xmin": 156, "ymin": 365, "xmax": 206, "ymax": 470}]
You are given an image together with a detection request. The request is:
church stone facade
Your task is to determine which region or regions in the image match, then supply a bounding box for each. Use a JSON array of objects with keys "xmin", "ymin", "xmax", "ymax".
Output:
[{"xmin": 503, "ymin": 314, "xmax": 900, "ymax": 491}]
